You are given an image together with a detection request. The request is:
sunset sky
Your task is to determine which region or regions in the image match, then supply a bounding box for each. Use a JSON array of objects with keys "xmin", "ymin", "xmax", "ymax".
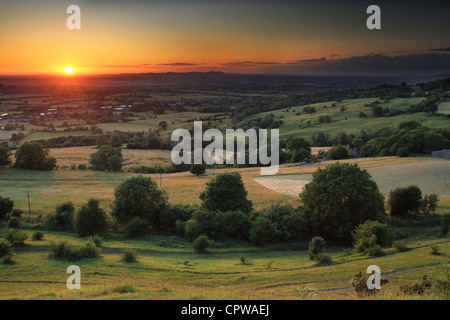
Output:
[{"xmin": 1, "ymin": 0, "xmax": 450, "ymax": 75}]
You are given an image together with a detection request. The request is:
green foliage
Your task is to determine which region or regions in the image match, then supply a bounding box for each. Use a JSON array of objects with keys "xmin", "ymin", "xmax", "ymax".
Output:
[
  {"xmin": 184, "ymin": 209, "xmax": 215, "ymax": 241},
  {"xmin": 313, "ymin": 253, "xmax": 333, "ymax": 266},
  {"xmin": 396, "ymin": 147, "xmax": 409, "ymax": 157},
  {"xmin": 399, "ymin": 275, "xmax": 432, "ymax": 296},
  {"xmin": 287, "ymin": 137, "xmax": 311, "ymax": 152},
  {"xmin": 199, "ymin": 172, "xmax": 252, "ymax": 214},
  {"xmin": 393, "ymin": 240, "xmax": 409, "ymax": 252},
  {"xmin": 3, "ymin": 253, "xmax": 15, "ymax": 265},
  {"xmin": 46, "ymin": 201, "xmax": 75, "ymax": 230},
  {"xmin": 113, "ymin": 285, "xmax": 135, "ymax": 294},
  {"xmin": 126, "ymin": 217, "xmax": 146, "ymax": 238},
  {"xmin": 109, "ymin": 133, "xmax": 123, "ymax": 148},
  {"xmin": 89, "ymin": 145, "xmax": 123, "ymax": 172},
  {"xmin": 7, "ymin": 217, "xmax": 21, "ymax": 230},
  {"xmin": 326, "ymin": 145, "xmax": 349, "ymax": 160},
  {"xmin": 31, "ymin": 231, "xmax": 45, "ymax": 241},
  {"xmin": 308, "ymin": 236, "xmax": 325, "ymax": 261},
  {"xmin": 214, "ymin": 210, "xmax": 251, "ymax": 241},
  {"xmin": 190, "ymin": 164, "xmax": 206, "ymax": 176},
  {"xmin": 159, "ymin": 205, "xmax": 193, "ymax": 232},
  {"xmin": 2, "ymin": 229, "xmax": 28, "ymax": 246},
  {"xmin": 49, "ymin": 240, "xmax": 101, "ymax": 261},
  {"xmin": 0, "ymin": 196, "xmax": 14, "ymax": 221},
  {"xmin": 431, "ymin": 256, "xmax": 450, "ymax": 299},
  {"xmin": 300, "ymin": 163, "xmax": 386, "ymax": 241},
  {"xmin": 0, "ymin": 239, "xmax": 13, "ymax": 257},
  {"xmin": 111, "ymin": 175, "xmax": 168, "ymax": 226},
  {"xmin": 0, "ymin": 145, "xmax": 11, "ymax": 166},
  {"xmin": 122, "ymin": 248, "xmax": 138, "ymax": 263},
  {"xmin": 11, "ymin": 209, "xmax": 23, "ymax": 218},
  {"xmin": 352, "ymin": 220, "xmax": 391, "ymax": 254},
  {"xmin": 420, "ymin": 194, "xmax": 439, "ymax": 216},
  {"xmin": 193, "ymin": 234, "xmax": 212, "ymax": 252},
  {"xmin": 441, "ymin": 213, "xmax": 450, "ymax": 236},
  {"xmin": 238, "ymin": 254, "xmax": 250, "ymax": 265},
  {"xmin": 75, "ymin": 199, "xmax": 107, "ymax": 237},
  {"xmin": 87, "ymin": 235, "xmax": 103, "ymax": 247},
  {"xmin": 430, "ymin": 245, "xmax": 441, "ymax": 255},
  {"xmin": 388, "ymin": 185, "xmax": 423, "ymax": 216},
  {"xmin": 14, "ymin": 142, "xmax": 56, "ymax": 171},
  {"xmin": 249, "ymin": 203, "xmax": 304, "ymax": 245}
]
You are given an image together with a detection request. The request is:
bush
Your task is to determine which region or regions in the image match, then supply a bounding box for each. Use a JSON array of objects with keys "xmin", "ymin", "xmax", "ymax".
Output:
[
  {"xmin": 87, "ymin": 235, "xmax": 103, "ymax": 247},
  {"xmin": 49, "ymin": 240, "xmax": 101, "ymax": 261},
  {"xmin": 431, "ymin": 257, "xmax": 450, "ymax": 299},
  {"xmin": 126, "ymin": 217, "xmax": 146, "ymax": 238},
  {"xmin": 0, "ymin": 239, "xmax": 13, "ymax": 257},
  {"xmin": 113, "ymin": 285, "xmax": 135, "ymax": 294},
  {"xmin": 430, "ymin": 245, "xmax": 441, "ymax": 255},
  {"xmin": 89, "ymin": 145, "xmax": 123, "ymax": 172},
  {"xmin": 199, "ymin": 172, "xmax": 253, "ymax": 213},
  {"xmin": 0, "ymin": 196, "xmax": 14, "ymax": 221},
  {"xmin": 11, "ymin": 209, "xmax": 23, "ymax": 218},
  {"xmin": 238, "ymin": 254, "xmax": 250, "ymax": 265},
  {"xmin": 387, "ymin": 185, "xmax": 422, "ymax": 216},
  {"xmin": 214, "ymin": 210, "xmax": 251, "ymax": 241},
  {"xmin": 353, "ymin": 220, "xmax": 391, "ymax": 254},
  {"xmin": 111, "ymin": 175, "xmax": 168, "ymax": 226},
  {"xmin": 75, "ymin": 199, "xmax": 107, "ymax": 237},
  {"xmin": 3, "ymin": 253, "xmax": 15, "ymax": 265},
  {"xmin": 32, "ymin": 231, "xmax": 45, "ymax": 241},
  {"xmin": 175, "ymin": 220, "xmax": 186, "ymax": 237},
  {"xmin": 326, "ymin": 145, "xmax": 349, "ymax": 160},
  {"xmin": 367, "ymin": 242, "xmax": 384, "ymax": 257},
  {"xmin": 46, "ymin": 201, "xmax": 75, "ymax": 230},
  {"xmin": 14, "ymin": 142, "xmax": 56, "ymax": 171},
  {"xmin": 393, "ymin": 240, "xmax": 409, "ymax": 252},
  {"xmin": 396, "ymin": 147, "xmax": 409, "ymax": 157},
  {"xmin": 313, "ymin": 253, "xmax": 333, "ymax": 266},
  {"xmin": 300, "ymin": 163, "xmax": 386, "ymax": 241},
  {"xmin": 308, "ymin": 236, "xmax": 325, "ymax": 261},
  {"xmin": 122, "ymin": 248, "xmax": 138, "ymax": 263},
  {"xmin": 7, "ymin": 217, "xmax": 21, "ymax": 230},
  {"xmin": 441, "ymin": 213, "xmax": 450, "ymax": 236},
  {"xmin": 193, "ymin": 234, "xmax": 212, "ymax": 252},
  {"xmin": 190, "ymin": 164, "xmax": 206, "ymax": 176},
  {"xmin": 184, "ymin": 209, "xmax": 215, "ymax": 241},
  {"xmin": 3, "ymin": 229, "xmax": 28, "ymax": 246}
]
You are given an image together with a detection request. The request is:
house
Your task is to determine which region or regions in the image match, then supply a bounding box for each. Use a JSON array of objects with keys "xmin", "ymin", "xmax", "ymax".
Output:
[{"xmin": 431, "ymin": 149, "xmax": 450, "ymax": 160}]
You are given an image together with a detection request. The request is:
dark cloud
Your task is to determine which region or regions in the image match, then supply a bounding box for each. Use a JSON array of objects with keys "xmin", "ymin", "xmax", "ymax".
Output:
[
  {"xmin": 158, "ymin": 62, "xmax": 197, "ymax": 66},
  {"xmin": 429, "ymin": 47, "xmax": 450, "ymax": 52},
  {"xmin": 220, "ymin": 61, "xmax": 281, "ymax": 67}
]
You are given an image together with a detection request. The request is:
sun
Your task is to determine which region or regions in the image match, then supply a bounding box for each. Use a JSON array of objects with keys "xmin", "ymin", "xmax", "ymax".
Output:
[{"xmin": 64, "ymin": 66, "xmax": 73, "ymax": 74}]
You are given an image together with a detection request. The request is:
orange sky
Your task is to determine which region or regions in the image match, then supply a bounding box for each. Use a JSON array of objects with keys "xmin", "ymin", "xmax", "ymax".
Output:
[{"xmin": 1, "ymin": 1, "xmax": 449, "ymax": 75}]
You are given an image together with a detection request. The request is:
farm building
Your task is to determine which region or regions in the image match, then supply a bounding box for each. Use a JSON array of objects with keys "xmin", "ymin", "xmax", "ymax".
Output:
[{"xmin": 431, "ymin": 149, "xmax": 450, "ymax": 160}]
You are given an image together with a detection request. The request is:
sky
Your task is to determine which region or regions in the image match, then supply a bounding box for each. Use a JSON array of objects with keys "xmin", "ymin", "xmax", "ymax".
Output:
[{"xmin": 1, "ymin": 0, "xmax": 450, "ymax": 75}]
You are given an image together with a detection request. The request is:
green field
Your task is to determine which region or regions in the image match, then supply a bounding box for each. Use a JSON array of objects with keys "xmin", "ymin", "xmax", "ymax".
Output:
[{"xmin": 437, "ymin": 99, "xmax": 450, "ymax": 115}]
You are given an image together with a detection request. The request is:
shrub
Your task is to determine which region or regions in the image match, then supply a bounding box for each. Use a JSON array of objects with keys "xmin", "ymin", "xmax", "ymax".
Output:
[
  {"xmin": 326, "ymin": 145, "xmax": 349, "ymax": 160},
  {"xmin": 367, "ymin": 242, "xmax": 384, "ymax": 257},
  {"xmin": 89, "ymin": 145, "xmax": 123, "ymax": 172},
  {"xmin": 122, "ymin": 248, "xmax": 138, "ymax": 263},
  {"xmin": 49, "ymin": 240, "xmax": 101, "ymax": 261},
  {"xmin": 387, "ymin": 185, "xmax": 422, "ymax": 216},
  {"xmin": 214, "ymin": 210, "xmax": 251, "ymax": 241},
  {"xmin": 174, "ymin": 220, "xmax": 186, "ymax": 237},
  {"xmin": 3, "ymin": 254, "xmax": 15, "ymax": 265},
  {"xmin": 0, "ymin": 196, "xmax": 14, "ymax": 221},
  {"xmin": 393, "ymin": 240, "xmax": 409, "ymax": 252},
  {"xmin": 420, "ymin": 194, "xmax": 439, "ymax": 216},
  {"xmin": 441, "ymin": 213, "xmax": 450, "ymax": 236},
  {"xmin": 430, "ymin": 245, "xmax": 441, "ymax": 255},
  {"xmin": 353, "ymin": 220, "xmax": 391, "ymax": 254},
  {"xmin": 199, "ymin": 172, "xmax": 253, "ymax": 213},
  {"xmin": 431, "ymin": 256, "xmax": 450, "ymax": 299},
  {"xmin": 111, "ymin": 175, "xmax": 168, "ymax": 226},
  {"xmin": 308, "ymin": 236, "xmax": 325, "ymax": 261},
  {"xmin": 399, "ymin": 275, "xmax": 431, "ymax": 295},
  {"xmin": 126, "ymin": 217, "xmax": 146, "ymax": 238},
  {"xmin": 7, "ymin": 217, "xmax": 21, "ymax": 230},
  {"xmin": 0, "ymin": 239, "xmax": 13, "ymax": 257},
  {"xmin": 11, "ymin": 209, "xmax": 23, "ymax": 218},
  {"xmin": 396, "ymin": 147, "xmax": 409, "ymax": 157},
  {"xmin": 313, "ymin": 253, "xmax": 333, "ymax": 266},
  {"xmin": 113, "ymin": 285, "xmax": 135, "ymax": 294},
  {"xmin": 3, "ymin": 229, "xmax": 28, "ymax": 246},
  {"xmin": 193, "ymin": 234, "xmax": 212, "ymax": 252},
  {"xmin": 14, "ymin": 142, "xmax": 56, "ymax": 171},
  {"xmin": 87, "ymin": 235, "xmax": 103, "ymax": 247},
  {"xmin": 300, "ymin": 163, "xmax": 386, "ymax": 241},
  {"xmin": 184, "ymin": 209, "xmax": 215, "ymax": 241},
  {"xmin": 238, "ymin": 254, "xmax": 250, "ymax": 265},
  {"xmin": 190, "ymin": 164, "xmax": 206, "ymax": 176},
  {"xmin": 32, "ymin": 231, "xmax": 45, "ymax": 241},
  {"xmin": 75, "ymin": 199, "xmax": 107, "ymax": 237},
  {"xmin": 46, "ymin": 201, "xmax": 75, "ymax": 230}
]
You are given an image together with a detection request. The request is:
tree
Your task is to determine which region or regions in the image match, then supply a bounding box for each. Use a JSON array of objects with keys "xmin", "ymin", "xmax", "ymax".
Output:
[
  {"xmin": 159, "ymin": 121, "xmax": 168, "ymax": 130},
  {"xmin": 109, "ymin": 133, "xmax": 123, "ymax": 148},
  {"xmin": 0, "ymin": 145, "xmax": 11, "ymax": 166},
  {"xmin": 287, "ymin": 137, "xmax": 311, "ymax": 152},
  {"xmin": 190, "ymin": 164, "xmax": 206, "ymax": 176},
  {"xmin": 75, "ymin": 199, "xmax": 107, "ymax": 237},
  {"xmin": 299, "ymin": 163, "xmax": 386, "ymax": 241},
  {"xmin": 111, "ymin": 175, "xmax": 168, "ymax": 226},
  {"xmin": 387, "ymin": 185, "xmax": 422, "ymax": 216},
  {"xmin": 89, "ymin": 145, "xmax": 123, "ymax": 172},
  {"xmin": 0, "ymin": 196, "xmax": 14, "ymax": 220},
  {"xmin": 199, "ymin": 172, "xmax": 253, "ymax": 213},
  {"xmin": 326, "ymin": 145, "xmax": 349, "ymax": 160},
  {"xmin": 14, "ymin": 142, "xmax": 56, "ymax": 171},
  {"xmin": 421, "ymin": 194, "xmax": 439, "ymax": 216},
  {"xmin": 308, "ymin": 236, "xmax": 325, "ymax": 260}
]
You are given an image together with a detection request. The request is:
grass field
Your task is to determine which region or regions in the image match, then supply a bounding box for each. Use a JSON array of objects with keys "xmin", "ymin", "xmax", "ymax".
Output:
[{"xmin": 437, "ymin": 99, "xmax": 450, "ymax": 115}]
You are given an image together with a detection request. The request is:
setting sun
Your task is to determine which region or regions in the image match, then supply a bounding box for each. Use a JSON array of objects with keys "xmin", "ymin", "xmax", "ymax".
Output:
[{"xmin": 64, "ymin": 66, "xmax": 73, "ymax": 74}]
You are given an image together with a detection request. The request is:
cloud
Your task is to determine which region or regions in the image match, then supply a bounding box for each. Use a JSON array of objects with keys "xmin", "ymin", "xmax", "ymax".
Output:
[
  {"xmin": 429, "ymin": 47, "xmax": 450, "ymax": 52},
  {"xmin": 220, "ymin": 61, "xmax": 282, "ymax": 67},
  {"xmin": 158, "ymin": 62, "xmax": 198, "ymax": 66}
]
